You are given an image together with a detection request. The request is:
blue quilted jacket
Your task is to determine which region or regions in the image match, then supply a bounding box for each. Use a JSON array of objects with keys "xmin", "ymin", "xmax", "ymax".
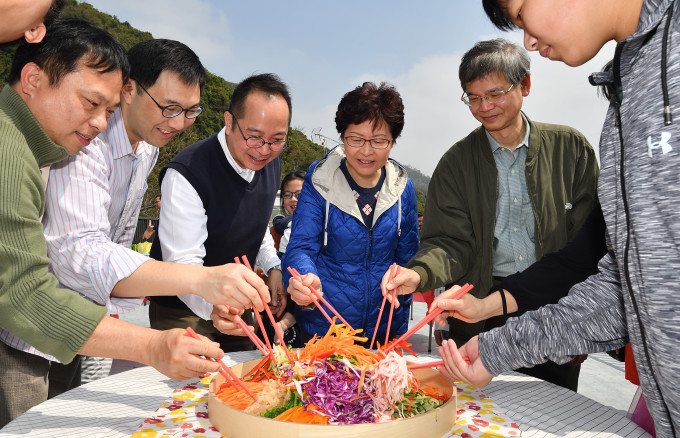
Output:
[{"xmin": 283, "ymin": 146, "xmax": 419, "ymax": 342}]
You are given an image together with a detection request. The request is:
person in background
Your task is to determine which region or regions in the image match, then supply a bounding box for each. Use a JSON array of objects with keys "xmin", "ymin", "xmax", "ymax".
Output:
[
  {"xmin": 142, "ymin": 220, "xmax": 155, "ymax": 241},
  {"xmin": 0, "ymin": 19, "xmax": 227, "ymax": 428},
  {"xmin": 0, "ymin": 0, "xmax": 64, "ymax": 44},
  {"xmin": 150, "ymin": 73, "xmax": 290, "ymax": 353},
  {"xmin": 440, "ymin": 1, "xmax": 679, "ymax": 435},
  {"xmin": 383, "ymin": 38, "xmax": 599, "ymax": 391},
  {"xmin": 273, "ymin": 170, "xmax": 305, "ymax": 258},
  {"xmin": 258, "ymin": 170, "xmax": 306, "ymax": 348},
  {"xmin": 284, "ymin": 82, "xmax": 419, "ymax": 345},
  {"xmin": 154, "ymin": 194, "xmax": 162, "ymax": 210}
]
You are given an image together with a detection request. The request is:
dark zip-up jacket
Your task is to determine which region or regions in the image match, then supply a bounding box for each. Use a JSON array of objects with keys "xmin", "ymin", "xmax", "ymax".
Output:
[{"xmin": 407, "ymin": 116, "xmax": 598, "ymax": 344}]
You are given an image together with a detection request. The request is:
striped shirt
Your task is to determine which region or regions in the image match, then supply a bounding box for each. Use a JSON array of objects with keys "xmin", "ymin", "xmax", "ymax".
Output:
[
  {"xmin": 487, "ymin": 115, "xmax": 535, "ymax": 277},
  {"xmin": 0, "ymin": 108, "xmax": 157, "ymax": 361}
]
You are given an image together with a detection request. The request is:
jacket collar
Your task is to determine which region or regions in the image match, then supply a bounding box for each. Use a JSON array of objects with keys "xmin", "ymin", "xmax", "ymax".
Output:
[
  {"xmin": 311, "ymin": 145, "xmax": 409, "ymax": 222},
  {"xmin": 0, "ymin": 85, "xmax": 68, "ymax": 167}
]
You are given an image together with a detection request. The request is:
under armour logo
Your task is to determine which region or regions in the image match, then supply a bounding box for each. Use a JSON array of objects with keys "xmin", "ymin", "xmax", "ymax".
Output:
[{"xmin": 647, "ymin": 132, "xmax": 672, "ymax": 158}]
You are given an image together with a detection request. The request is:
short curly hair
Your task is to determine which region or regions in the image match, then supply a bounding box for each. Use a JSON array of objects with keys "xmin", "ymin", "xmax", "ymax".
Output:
[{"xmin": 335, "ymin": 81, "xmax": 405, "ymax": 142}]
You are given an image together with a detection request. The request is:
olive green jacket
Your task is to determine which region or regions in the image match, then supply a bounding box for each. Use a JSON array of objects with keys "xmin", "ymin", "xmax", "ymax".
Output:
[
  {"xmin": 0, "ymin": 85, "xmax": 106, "ymax": 363},
  {"xmin": 407, "ymin": 116, "xmax": 598, "ymax": 343}
]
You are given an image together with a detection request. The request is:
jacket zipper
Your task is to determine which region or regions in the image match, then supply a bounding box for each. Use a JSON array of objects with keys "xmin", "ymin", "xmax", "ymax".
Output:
[
  {"xmin": 364, "ymin": 226, "xmax": 373, "ymax": 334},
  {"xmin": 612, "ymin": 38, "xmax": 668, "ymax": 420}
]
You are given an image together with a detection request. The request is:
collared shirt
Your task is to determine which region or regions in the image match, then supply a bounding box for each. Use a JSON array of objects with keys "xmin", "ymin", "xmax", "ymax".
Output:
[
  {"xmin": 488, "ymin": 114, "xmax": 536, "ymax": 277},
  {"xmin": 0, "ymin": 107, "xmax": 157, "ymax": 361},
  {"xmin": 159, "ymin": 126, "xmax": 280, "ymax": 320}
]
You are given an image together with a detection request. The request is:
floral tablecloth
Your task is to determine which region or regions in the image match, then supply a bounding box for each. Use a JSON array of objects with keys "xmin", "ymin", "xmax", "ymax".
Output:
[{"xmin": 131, "ymin": 375, "xmax": 521, "ymax": 438}]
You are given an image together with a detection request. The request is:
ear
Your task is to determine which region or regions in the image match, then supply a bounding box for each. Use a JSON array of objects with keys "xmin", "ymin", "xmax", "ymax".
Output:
[
  {"xmin": 121, "ymin": 79, "xmax": 135, "ymax": 104},
  {"xmin": 18, "ymin": 62, "xmax": 44, "ymax": 98},
  {"xmin": 224, "ymin": 111, "xmax": 233, "ymax": 132},
  {"xmin": 520, "ymin": 73, "xmax": 531, "ymax": 96},
  {"xmin": 23, "ymin": 24, "xmax": 47, "ymax": 44}
]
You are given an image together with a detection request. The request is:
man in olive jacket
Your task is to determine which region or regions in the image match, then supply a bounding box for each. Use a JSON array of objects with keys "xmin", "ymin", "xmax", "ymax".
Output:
[{"xmin": 383, "ymin": 39, "xmax": 598, "ymax": 391}]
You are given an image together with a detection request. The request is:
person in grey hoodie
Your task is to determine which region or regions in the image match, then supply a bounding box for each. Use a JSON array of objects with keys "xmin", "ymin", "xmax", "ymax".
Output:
[{"xmin": 437, "ymin": 1, "xmax": 680, "ymax": 436}]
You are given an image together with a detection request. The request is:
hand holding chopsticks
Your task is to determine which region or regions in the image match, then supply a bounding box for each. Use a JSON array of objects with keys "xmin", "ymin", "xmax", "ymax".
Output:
[
  {"xmin": 383, "ymin": 283, "xmax": 474, "ymax": 354},
  {"xmin": 287, "ymin": 267, "xmax": 354, "ymax": 331},
  {"xmin": 380, "ymin": 266, "xmax": 423, "ymax": 307},
  {"xmin": 184, "ymin": 327, "xmax": 256, "ymax": 400}
]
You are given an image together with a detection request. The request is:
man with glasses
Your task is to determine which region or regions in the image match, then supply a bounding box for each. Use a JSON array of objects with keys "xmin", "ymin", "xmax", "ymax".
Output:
[
  {"xmin": 383, "ymin": 38, "xmax": 598, "ymax": 390},
  {"xmin": 149, "ymin": 73, "xmax": 291, "ymax": 352},
  {"xmin": 38, "ymin": 40, "xmax": 271, "ymax": 383}
]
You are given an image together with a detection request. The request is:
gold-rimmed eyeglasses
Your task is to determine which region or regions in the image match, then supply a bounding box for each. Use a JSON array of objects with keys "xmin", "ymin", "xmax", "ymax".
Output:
[
  {"xmin": 461, "ymin": 84, "xmax": 515, "ymax": 108},
  {"xmin": 343, "ymin": 136, "xmax": 392, "ymax": 149}
]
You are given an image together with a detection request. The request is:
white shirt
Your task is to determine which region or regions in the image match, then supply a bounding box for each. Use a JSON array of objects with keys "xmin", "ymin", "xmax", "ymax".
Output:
[
  {"xmin": 0, "ymin": 108, "xmax": 157, "ymax": 360},
  {"xmin": 159, "ymin": 126, "xmax": 279, "ymax": 319}
]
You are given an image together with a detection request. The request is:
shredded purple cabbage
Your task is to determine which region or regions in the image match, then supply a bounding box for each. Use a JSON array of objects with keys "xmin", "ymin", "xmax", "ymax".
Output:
[{"xmin": 302, "ymin": 359, "xmax": 376, "ymax": 424}]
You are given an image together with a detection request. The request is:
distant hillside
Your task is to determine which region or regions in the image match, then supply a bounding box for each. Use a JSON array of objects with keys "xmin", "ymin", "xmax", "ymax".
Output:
[{"xmin": 0, "ymin": 0, "xmax": 427, "ymax": 213}]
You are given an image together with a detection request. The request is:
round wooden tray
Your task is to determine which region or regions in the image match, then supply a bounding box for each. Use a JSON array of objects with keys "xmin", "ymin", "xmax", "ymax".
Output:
[{"xmin": 208, "ymin": 359, "xmax": 457, "ymax": 438}]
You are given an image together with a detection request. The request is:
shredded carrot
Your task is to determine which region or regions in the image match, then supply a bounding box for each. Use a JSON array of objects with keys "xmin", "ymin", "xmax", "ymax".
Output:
[
  {"xmin": 215, "ymin": 381, "xmax": 266, "ymax": 410},
  {"xmin": 298, "ymin": 323, "xmax": 378, "ymax": 367},
  {"xmin": 274, "ymin": 405, "xmax": 328, "ymax": 424}
]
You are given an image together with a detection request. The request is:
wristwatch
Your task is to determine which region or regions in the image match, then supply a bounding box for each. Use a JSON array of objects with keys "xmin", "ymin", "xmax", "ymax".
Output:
[{"xmin": 267, "ymin": 264, "xmax": 282, "ymax": 275}]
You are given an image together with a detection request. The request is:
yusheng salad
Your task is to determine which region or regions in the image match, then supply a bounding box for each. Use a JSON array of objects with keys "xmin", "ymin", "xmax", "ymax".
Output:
[{"xmin": 215, "ymin": 323, "xmax": 448, "ymax": 425}]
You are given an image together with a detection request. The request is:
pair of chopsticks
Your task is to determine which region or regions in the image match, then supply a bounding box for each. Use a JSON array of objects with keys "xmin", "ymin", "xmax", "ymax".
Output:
[
  {"xmin": 185, "ymin": 326, "xmax": 256, "ymax": 400},
  {"xmin": 369, "ymin": 263, "xmax": 399, "ymax": 350},
  {"xmin": 235, "ymin": 255, "xmax": 293, "ymax": 361},
  {"xmin": 382, "ymin": 283, "xmax": 474, "ymax": 354},
  {"xmin": 286, "ymin": 266, "xmax": 354, "ymax": 331},
  {"xmin": 406, "ymin": 357, "xmax": 470, "ymax": 370}
]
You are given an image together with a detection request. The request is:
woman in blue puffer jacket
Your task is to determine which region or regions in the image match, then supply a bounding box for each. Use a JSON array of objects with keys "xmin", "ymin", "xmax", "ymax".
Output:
[{"xmin": 283, "ymin": 82, "xmax": 419, "ymax": 345}]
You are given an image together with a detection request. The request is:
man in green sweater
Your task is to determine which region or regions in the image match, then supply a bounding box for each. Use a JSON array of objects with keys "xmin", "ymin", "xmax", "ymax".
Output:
[
  {"xmin": 0, "ymin": 20, "xmax": 227, "ymax": 427},
  {"xmin": 382, "ymin": 39, "xmax": 599, "ymax": 390}
]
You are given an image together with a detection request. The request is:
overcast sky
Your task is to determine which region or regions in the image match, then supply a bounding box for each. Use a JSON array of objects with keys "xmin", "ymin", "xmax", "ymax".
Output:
[{"xmin": 82, "ymin": 0, "xmax": 615, "ymax": 176}]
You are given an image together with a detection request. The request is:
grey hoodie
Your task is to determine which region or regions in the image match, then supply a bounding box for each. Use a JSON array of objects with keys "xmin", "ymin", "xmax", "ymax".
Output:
[{"xmin": 478, "ymin": 1, "xmax": 680, "ymax": 436}]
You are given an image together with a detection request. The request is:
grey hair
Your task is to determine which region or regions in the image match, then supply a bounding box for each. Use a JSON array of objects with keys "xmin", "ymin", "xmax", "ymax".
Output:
[{"xmin": 458, "ymin": 38, "xmax": 530, "ymax": 90}]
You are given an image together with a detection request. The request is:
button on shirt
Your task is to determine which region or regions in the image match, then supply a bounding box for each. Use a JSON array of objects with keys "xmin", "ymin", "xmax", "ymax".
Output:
[
  {"xmin": 159, "ymin": 126, "xmax": 280, "ymax": 320},
  {"xmin": 0, "ymin": 107, "xmax": 158, "ymax": 361},
  {"xmin": 488, "ymin": 116, "xmax": 536, "ymax": 277}
]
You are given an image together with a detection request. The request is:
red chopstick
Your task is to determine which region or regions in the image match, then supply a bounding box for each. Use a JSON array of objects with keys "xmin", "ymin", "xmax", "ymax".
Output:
[
  {"xmin": 384, "ymin": 264, "xmax": 400, "ymax": 346},
  {"xmin": 286, "ymin": 267, "xmax": 334, "ymax": 325},
  {"xmin": 288, "ymin": 267, "xmax": 354, "ymax": 330},
  {"xmin": 234, "ymin": 257, "xmax": 273, "ymax": 354},
  {"xmin": 406, "ymin": 357, "xmax": 470, "ymax": 370},
  {"xmin": 383, "ymin": 283, "xmax": 474, "ymax": 354},
  {"xmin": 234, "ymin": 315, "xmax": 268, "ymax": 356},
  {"xmin": 407, "ymin": 360, "xmax": 444, "ymax": 369},
  {"xmin": 184, "ymin": 327, "xmax": 256, "ymax": 400},
  {"xmin": 370, "ymin": 263, "xmax": 397, "ymax": 350},
  {"xmin": 241, "ymin": 255, "xmax": 293, "ymax": 361}
]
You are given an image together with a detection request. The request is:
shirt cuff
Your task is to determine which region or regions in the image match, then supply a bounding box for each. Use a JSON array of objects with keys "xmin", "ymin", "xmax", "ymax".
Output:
[
  {"xmin": 178, "ymin": 294, "xmax": 213, "ymax": 320},
  {"xmin": 262, "ymin": 256, "xmax": 282, "ymax": 275}
]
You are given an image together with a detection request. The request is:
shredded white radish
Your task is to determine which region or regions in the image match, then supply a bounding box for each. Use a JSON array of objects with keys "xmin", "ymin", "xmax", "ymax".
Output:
[{"xmin": 369, "ymin": 351, "xmax": 415, "ymax": 414}]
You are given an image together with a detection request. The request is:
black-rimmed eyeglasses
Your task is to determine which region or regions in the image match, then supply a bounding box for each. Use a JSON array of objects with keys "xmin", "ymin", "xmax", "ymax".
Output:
[
  {"xmin": 228, "ymin": 110, "xmax": 288, "ymax": 151},
  {"xmin": 461, "ymin": 84, "xmax": 515, "ymax": 108},
  {"xmin": 282, "ymin": 190, "xmax": 301, "ymax": 199},
  {"xmin": 135, "ymin": 80, "xmax": 204, "ymax": 119}
]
